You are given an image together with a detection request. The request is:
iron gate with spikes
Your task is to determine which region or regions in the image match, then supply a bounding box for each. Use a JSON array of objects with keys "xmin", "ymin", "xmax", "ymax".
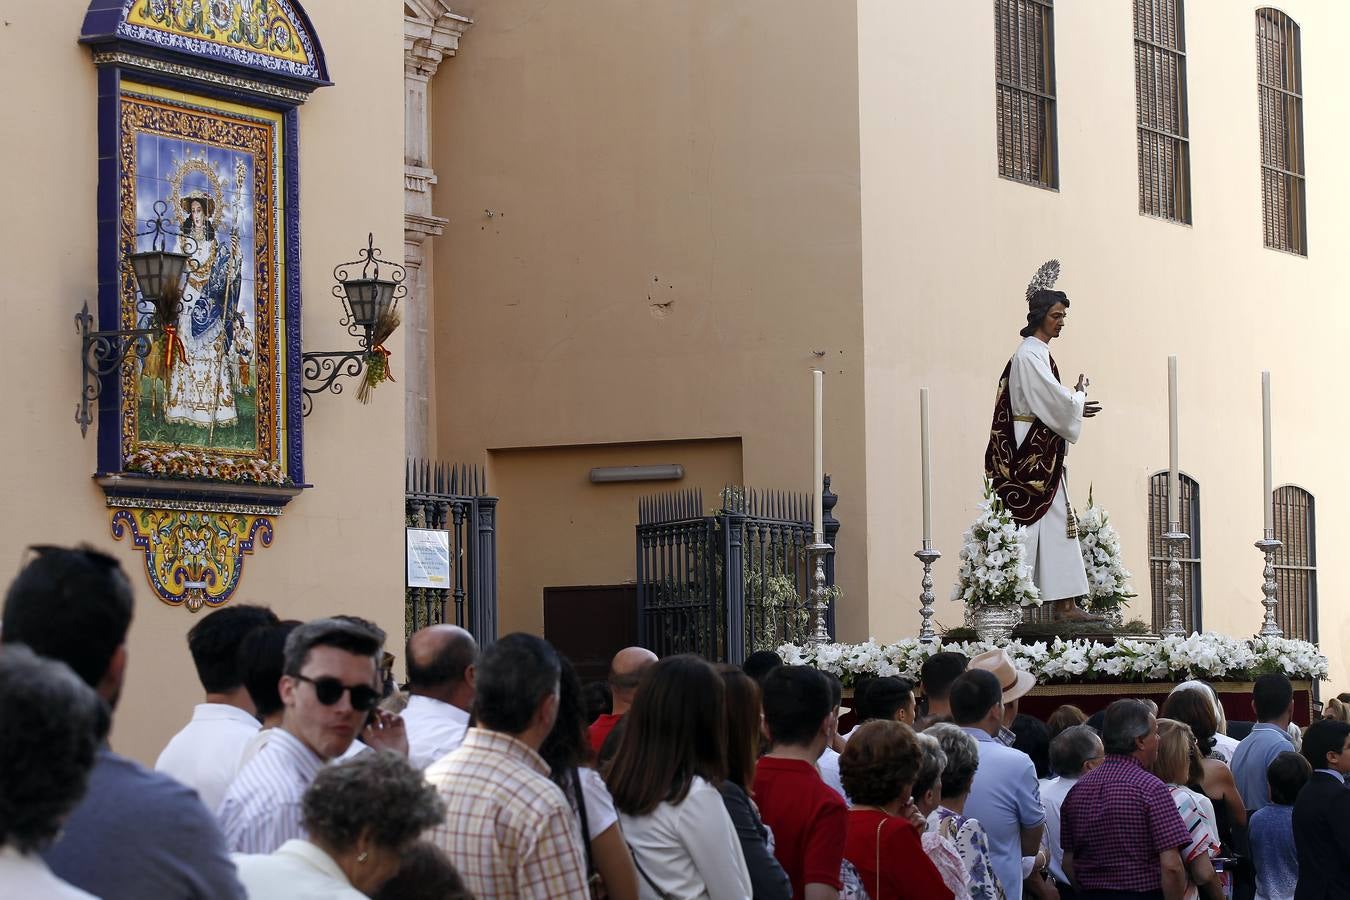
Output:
[
  {"xmin": 635, "ymin": 485, "xmax": 835, "ymax": 663},
  {"xmin": 405, "ymin": 459, "xmax": 498, "ymax": 645}
]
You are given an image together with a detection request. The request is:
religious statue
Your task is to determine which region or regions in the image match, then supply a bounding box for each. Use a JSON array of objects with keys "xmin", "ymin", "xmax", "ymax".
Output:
[{"xmin": 984, "ymin": 261, "xmax": 1102, "ymax": 622}]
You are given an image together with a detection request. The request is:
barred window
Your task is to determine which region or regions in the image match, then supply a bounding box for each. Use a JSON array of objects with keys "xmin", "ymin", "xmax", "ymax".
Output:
[
  {"xmin": 1135, "ymin": 0, "xmax": 1190, "ymax": 223},
  {"xmin": 1272, "ymin": 485, "xmax": 1317, "ymax": 641},
  {"xmin": 996, "ymin": 0, "xmax": 1057, "ymax": 188},
  {"xmin": 1256, "ymin": 9, "xmax": 1306, "ymax": 255},
  {"xmin": 1148, "ymin": 472, "xmax": 1201, "ymax": 633}
]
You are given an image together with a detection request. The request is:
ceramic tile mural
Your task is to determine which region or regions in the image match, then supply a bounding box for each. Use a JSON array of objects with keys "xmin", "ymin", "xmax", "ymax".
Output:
[
  {"xmin": 118, "ymin": 86, "xmax": 285, "ymax": 484},
  {"xmin": 120, "ymin": 0, "xmax": 322, "ymax": 80}
]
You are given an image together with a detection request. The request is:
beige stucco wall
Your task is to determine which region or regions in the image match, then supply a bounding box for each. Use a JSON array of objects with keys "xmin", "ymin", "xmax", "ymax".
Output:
[
  {"xmin": 0, "ymin": 1, "xmax": 406, "ymax": 765},
  {"xmin": 429, "ymin": 0, "xmax": 870, "ymax": 636},
  {"xmin": 859, "ymin": 0, "xmax": 1350, "ymax": 687}
]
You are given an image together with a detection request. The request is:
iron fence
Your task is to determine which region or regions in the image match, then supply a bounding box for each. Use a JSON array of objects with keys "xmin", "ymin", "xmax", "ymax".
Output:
[
  {"xmin": 636, "ymin": 485, "xmax": 836, "ymax": 663},
  {"xmin": 405, "ymin": 459, "xmax": 498, "ymax": 646}
]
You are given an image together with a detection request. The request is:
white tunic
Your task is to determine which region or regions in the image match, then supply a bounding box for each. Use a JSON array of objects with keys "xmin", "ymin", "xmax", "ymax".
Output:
[{"xmin": 1008, "ymin": 337, "xmax": 1090, "ymax": 603}]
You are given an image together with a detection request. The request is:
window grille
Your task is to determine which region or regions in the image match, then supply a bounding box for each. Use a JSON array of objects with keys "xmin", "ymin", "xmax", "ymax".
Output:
[
  {"xmin": 1256, "ymin": 9, "xmax": 1307, "ymax": 255},
  {"xmin": 1148, "ymin": 472, "xmax": 1201, "ymax": 633},
  {"xmin": 1272, "ymin": 486, "xmax": 1317, "ymax": 641},
  {"xmin": 1135, "ymin": 0, "xmax": 1191, "ymax": 223},
  {"xmin": 995, "ymin": 0, "xmax": 1057, "ymax": 188}
]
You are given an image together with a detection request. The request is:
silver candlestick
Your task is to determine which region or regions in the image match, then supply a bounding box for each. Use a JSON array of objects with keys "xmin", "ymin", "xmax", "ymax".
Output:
[
  {"xmin": 1255, "ymin": 529, "xmax": 1284, "ymax": 638},
  {"xmin": 915, "ymin": 541, "xmax": 942, "ymax": 644},
  {"xmin": 1161, "ymin": 524, "xmax": 1189, "ymax": 637},
  {"xmin": 808, "ymin": 537, "xmax": 833, "ymax": 645}
]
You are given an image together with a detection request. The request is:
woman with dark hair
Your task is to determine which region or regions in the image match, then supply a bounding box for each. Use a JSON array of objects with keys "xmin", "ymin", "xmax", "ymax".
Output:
[
  {"xmin": 1161, "ymin": 687, "xmax": 1248, "ymax": 845},
  {"xmin": 1009, "ymin": 714, "xmax": 1051, "ymax": 780},
  {"xmin": 540, "ymin": 656, "xmax": 638, "ymax": 900},
  {"xmin": 233, "ymin": 751, "xmax": 446, "ymax": 898},
  {"xmin": 838, "ymin": 720, "xmax": 953, "ymax": 899},
  {"xmin": 605, "ymin": 655, "xmax": 751, "ymax": 899},
  {"xmin": 716, "ymin": 665, "xmax": 791, "ymax": 900},
  {"xmin": 371, "ymin": 841, "xmax": 473, "ymax": 900}
]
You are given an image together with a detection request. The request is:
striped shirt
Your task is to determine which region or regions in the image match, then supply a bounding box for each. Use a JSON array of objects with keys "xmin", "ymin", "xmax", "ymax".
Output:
[
  {"xmin": 426, "ymin": 728, "xmax": 590, "ymax": 899},
  {"xmin": 218, "ymin": 728, "xmax": 325, "ymax": 854}
]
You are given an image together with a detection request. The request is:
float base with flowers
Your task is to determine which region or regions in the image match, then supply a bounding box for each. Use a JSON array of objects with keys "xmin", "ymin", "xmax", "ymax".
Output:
[{"xmin": 779, "ymin": 633, "xmax": 1327, "ymax": 726}]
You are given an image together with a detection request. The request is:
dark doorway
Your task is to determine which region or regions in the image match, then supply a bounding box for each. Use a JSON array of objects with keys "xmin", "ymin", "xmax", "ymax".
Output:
[{"xmin": 543, "ymin": 585, "xmax": 638, "ymax": 683}]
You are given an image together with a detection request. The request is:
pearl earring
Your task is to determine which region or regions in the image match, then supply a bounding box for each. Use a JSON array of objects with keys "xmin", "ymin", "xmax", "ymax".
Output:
[{"xmin": 357, "ymin": 851, "xmax": 368, "ymax": 864}]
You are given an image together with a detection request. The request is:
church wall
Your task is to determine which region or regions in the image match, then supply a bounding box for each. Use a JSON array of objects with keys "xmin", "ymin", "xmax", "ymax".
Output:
[
  {"xmin": 858, "ymin": 0, "xmax": 1350, "ymax": 688},
  {"xmin": 0, "ymin": 1, "xmax": 407, "ymax": 765},
  {"xmin": 427, "ymin": 0, "xmax": 872, "ymax": 638}
]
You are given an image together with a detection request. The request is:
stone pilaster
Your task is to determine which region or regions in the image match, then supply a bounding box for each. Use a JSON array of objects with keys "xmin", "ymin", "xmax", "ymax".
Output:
[{"xmin": 403, "ymin": 2, "xmax": 470, "ymax": 459}]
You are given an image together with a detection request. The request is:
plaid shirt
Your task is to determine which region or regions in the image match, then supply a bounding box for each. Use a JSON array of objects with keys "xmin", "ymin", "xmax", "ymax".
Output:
[
  {"xmin": 425, "ymin": 728, "xmax": 590, "ymax": 899},
  {"xmin": 1060, "ymin": 755, "xmax": 1191, "ymax": 892}
]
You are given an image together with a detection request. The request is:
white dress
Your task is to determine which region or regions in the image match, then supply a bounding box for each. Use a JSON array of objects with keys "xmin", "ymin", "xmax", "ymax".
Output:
[{"xmin": 1008, "ymin": 337, "xmax": 1091, "ymax": 603}]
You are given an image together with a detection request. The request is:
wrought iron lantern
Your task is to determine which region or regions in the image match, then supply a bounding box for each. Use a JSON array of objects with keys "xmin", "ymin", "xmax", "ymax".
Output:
[
  {"xmin": 76, "ymin": 201, "xmax": 194, "ymax": 436},
  {"xmin": 301, "ymin": 234, "xmax": 406, "ymax": 415}
]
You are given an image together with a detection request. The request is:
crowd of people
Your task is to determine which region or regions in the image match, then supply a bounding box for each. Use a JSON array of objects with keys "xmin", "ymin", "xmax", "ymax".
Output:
[{"xmin": 1, "ymin": 544, "xmax": 1349, "ymax": 899}]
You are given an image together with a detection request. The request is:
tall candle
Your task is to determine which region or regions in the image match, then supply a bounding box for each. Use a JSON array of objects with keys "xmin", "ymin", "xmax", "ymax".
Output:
[
  {"xmin": 920, "ymin": 388, "xmax": 932, "ymax": 544},
  {"xmin": 1263, "ymin": 371, "xmax": 1273, "ymax": 534},
  {"xmin": 1168, "ymin": 356, "xmax": 1179, "ymax": 527},
  {"xmin": 813, "ymin": 369, "xmax": 824, "ymax": 539}
]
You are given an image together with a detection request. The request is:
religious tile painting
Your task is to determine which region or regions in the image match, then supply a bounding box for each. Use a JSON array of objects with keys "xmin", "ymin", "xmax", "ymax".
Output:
[
  {"xmin": 120, "ymin": 0, "xmax": 323, "ymax": 81},
  {"xmin": 118, "ymin": 84, "xmax": 286, "ymax": 484}
]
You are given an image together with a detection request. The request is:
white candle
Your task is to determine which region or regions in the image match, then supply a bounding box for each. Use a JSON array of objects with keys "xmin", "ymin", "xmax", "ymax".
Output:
[
  {"xmin": 1168, "ymin": 356, "xmax": 1179, "ymax": 527},
  {"xmin": 813, "ymin": 370, "xmax": 824, "ymax": 539},
  {"xmin": 1263, "ymin": 371, "xmax": 1273, "ymax": 534},
  {"xmin": 920, "ymin": 388, "xmax": 932, "ymax": 544}
]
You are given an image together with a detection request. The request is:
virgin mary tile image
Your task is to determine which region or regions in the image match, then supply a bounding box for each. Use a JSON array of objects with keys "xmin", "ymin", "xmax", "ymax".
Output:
[{"xmin": 119, "ymin": 87, "xmax": 283, "ymax": 484}]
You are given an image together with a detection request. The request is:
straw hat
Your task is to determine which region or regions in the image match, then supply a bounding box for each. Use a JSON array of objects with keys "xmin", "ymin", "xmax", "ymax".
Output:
[{"xmin": 968, "ymin": 647, "xmax": 1036, "ymax": 703}]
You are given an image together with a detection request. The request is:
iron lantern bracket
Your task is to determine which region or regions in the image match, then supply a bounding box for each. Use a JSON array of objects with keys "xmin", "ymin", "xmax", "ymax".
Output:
[{"xmin": 75, "ymin": 301, "xmax": 156, "ymax": 438}]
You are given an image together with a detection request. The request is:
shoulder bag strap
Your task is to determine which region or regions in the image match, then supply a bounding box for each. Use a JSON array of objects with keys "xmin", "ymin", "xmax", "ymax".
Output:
[
  {"xmin": 625, "ymin": 839, "xmax": 671, "ymax": 900},
  {"xmin": 875, "ymin": 816, "xmax": 887, "ymax": 900},
  {"xmin": 570, "ymin": 767, "xmax": 597, "ymax": 878}
]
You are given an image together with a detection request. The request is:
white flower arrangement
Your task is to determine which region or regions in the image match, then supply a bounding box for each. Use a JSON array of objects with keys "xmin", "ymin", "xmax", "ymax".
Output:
[
  {"xmin": 1077, "ymin": 488, "xmax": 1136, "ymax": 614},
  {"xmin": 952, "ymin": 480, "xmax": 1042, "ymax": 609},
  {"xmin": 778, "ymin": 632, "xmax": 1328, "ymax": 688}
]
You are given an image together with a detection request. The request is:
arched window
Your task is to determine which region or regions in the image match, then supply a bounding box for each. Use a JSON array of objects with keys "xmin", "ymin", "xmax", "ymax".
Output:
[
  {"xmin": 1272, "ymin": 485, "xmax": 1317, "ymax": 641},
  {"xmin": 1256, "ymin": 9, "xmax": 1306, "ymax": 255},
  {"xmin": 995, "ymin": 0, "xmax": 1057, "ymax": 188},
  {"xmin": 1148, "ymin": 472, "xmax": 1201, "ymax": 632},
  {"xmin": 1135, "ymin": 0, "xmax": 1191, "ymax": 222}
]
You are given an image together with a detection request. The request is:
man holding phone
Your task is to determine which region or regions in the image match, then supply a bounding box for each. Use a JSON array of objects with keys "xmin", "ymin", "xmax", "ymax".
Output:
[{"xmin": 219, "ymin": 617, "xmax": 405, "ymax": 853}]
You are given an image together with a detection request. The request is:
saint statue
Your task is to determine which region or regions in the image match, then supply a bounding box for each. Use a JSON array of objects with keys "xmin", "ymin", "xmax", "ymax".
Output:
[
  {"xmin": 984, "ymin": 261, "xmax": 1102, "ymax": 622},
  {"xmin": 165, "ymin": 191, "xmax": 242, "ymax": 430}
]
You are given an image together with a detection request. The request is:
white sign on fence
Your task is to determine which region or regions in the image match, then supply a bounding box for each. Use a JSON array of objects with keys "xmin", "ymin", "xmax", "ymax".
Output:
[{"xmin": 406, "ymin": 528, "xmax": 451, "ymax": 589}]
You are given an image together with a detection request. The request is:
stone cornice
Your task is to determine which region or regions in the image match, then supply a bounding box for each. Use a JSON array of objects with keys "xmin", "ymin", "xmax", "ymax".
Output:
[{"xmin": 405, "ymin": 1, "xmax": 473, "ymax": 79}]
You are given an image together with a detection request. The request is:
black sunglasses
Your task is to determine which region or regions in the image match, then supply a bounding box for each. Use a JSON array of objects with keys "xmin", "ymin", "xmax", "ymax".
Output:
[{"xmin": 294, "ymin": 674, "xmax": 380, "ymax": 712}]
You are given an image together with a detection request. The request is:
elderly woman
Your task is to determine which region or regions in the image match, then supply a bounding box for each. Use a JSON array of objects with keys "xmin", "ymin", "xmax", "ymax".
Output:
[
  {"xmin": 0, "ymin": 645, "xmax": 104, "ymax": 898},
  {"xmin": 925, "ymin": 722, "xmax": 1003, "ymax": 900},
  {"xmin": 839, "ymin": 720, "xmax": 953, "ymax": 899},
  {"xmin": 913, "ymin": 731, "xmax": 970, "ymax": 899},
  {"xmin": 233, "ymin": 751, "xmax": 446, "ymax": 898}
]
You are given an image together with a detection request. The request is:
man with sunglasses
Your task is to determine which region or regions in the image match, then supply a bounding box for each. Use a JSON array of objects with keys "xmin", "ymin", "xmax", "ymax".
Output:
[{"xmin": 218, "ymin": 617, "xmax": 391, "ymax": 854}]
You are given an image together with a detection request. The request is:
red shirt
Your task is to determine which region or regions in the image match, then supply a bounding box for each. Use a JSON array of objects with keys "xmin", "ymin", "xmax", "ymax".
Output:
[
  {"xmin": 844, "ymin": 808, "xmax": 954, "ymax": 900},
  {"xmin": 587, "ymin": 713, "xmax": 622, "ymax": 754},
  {"xmin": 753, "ymin": 756, "xmax": 847, "ymax": 900}
]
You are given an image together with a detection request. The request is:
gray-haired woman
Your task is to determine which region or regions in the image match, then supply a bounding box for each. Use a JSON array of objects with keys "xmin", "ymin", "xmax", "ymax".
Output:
[
  {"xmin": 925, "ymin": 723, "xmax": 1004, "ymax": 900},
  {"xmin": 233, "ymin": 751, "xmax": 447, "ymax": 898},
  {"xmin": 914, "ymin": 731, "xmax": 971, "ymax": 899}
]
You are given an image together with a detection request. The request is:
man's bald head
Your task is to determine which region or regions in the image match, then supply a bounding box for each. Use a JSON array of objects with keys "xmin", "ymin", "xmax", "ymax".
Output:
[
  {"xmin": 608, "ymin": 646, "xmax": 657, "ymax": 712},
  {"xmin": 406, "ymin": 625, "xmax": 477, "ymax": 704}
]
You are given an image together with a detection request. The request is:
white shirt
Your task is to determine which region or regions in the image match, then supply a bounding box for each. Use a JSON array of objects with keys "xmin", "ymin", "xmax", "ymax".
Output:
[
  {"xmin": 577, "ymin": 767, "xmax": 620, "ymax": 839},
  {"xmin": 155, "ymin": 703, "xmax": 260, "ymax": 813},
  {"xmin": 619, "ymin": 775, "xmax": 752, "ymax": 900},
  {"xmin": 232, "ymin": 839, "xmax": 365, "ymax": 899},
  {"xmin": 401, "ymin": 695, "xmax": 471, "ymax": 769},
  {"xmin": 0, "ymin": 847, "xmax": 97, "ymax": 899},
  {"xmin": 1212, "ymin": 733, "xmax": 1239, "ymax": 765},
  {"xmin": 218, "ymin": 728, "xmax": 325, "ymax": 854},
  {"xmin": 817, "ymin": 747, "xmax": 846, "ymax": 801},
  {"xmin": 1038, "ymin": 775, "xmax": 1079, "ymax": 884},
  {"xmin": 1009, "ymin": 336, "xmax": 1085, "ymax": 444}
]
